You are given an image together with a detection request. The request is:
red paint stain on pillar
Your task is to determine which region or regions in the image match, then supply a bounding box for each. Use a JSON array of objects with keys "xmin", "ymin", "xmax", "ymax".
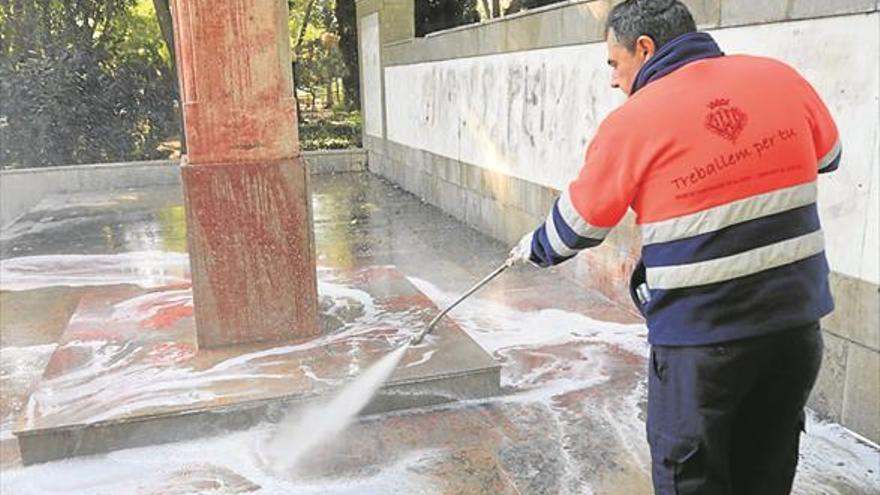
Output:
[
  {"xmin": 170, "ymin": 0, "xmax": 319, "ymax": 346},
  {"xmin": 183, "ymin": 158, "xmax": 319, "ymax": 347}
]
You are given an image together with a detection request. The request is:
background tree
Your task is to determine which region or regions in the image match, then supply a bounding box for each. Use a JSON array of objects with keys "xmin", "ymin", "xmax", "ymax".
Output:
[
  {"xmin": 286, "ymin": 0, "xmax": 361, "ymax": 150},
  {"xmin": 150, "ymin": 0, "xmax": 185, "ymax": 152},
  {"xmin": 289, "ymin": 0, "xmax": 319, "ymax": 122},
  {"xmin": 415, "ymin": 0, "xmax": 479, "ymax": 37},
  {"xmin": 288, "ymin": 0, "xmax": 349, "ymax": 112},
  {"xmin": 334, "ymin": 0, "xmax": 359, "ymax": 110},
  {"xmin": 0, "ymin": 0, "xmax": 179, "ymax": 169},
  {"xmin": 504, "ymin": 0, "xmax": 565, "ymax": 16}
]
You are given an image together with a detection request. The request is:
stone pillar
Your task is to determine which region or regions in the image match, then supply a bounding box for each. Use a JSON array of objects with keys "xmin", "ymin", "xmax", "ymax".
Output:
[{"xmin": 170, "ymin": 0, "xmax": 318, "ymax": 348}]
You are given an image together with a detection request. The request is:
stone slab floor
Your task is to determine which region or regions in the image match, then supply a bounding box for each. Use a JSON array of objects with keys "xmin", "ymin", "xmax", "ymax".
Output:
[{"xmin": 1, "ymin": 172, "xmax": 878, "ymax": 494}]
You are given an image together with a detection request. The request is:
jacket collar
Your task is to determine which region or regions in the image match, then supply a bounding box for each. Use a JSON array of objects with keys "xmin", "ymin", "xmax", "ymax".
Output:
[{"xmin": 631, "ymin": 32, "xmax": 724, "ymax": 95}]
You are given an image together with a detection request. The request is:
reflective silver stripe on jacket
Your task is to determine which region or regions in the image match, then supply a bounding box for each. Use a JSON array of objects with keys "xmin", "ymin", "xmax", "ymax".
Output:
[
  {"xmin": 640, "ymin": 182, "xmax": 818, "ymax": 245},
  {"xmin": 557, "ymin": 190, "xmax": 612, "ymax": 241},
  {"xmin": 818, "ymin": 139, "xmax": 842, "ymax": 171},
  {"xmin": 646, "ymin": 230, "xmax": 825, "ymax": 290},
  {"xmin": 545, "ymin": 208, "xmax": 578, "ymax": 258}
]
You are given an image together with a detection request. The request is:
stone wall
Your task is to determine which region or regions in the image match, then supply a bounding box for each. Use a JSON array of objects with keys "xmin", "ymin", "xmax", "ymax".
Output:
[
  {"xmin": 356, "ymin": 0, "xmax": 880, "ymax": 442},
  {"xmin": 0, "ymin": 160, "xmax": 180, "ymax": 230},
  {"xmin": 0, "ymin": 150, "xmax": 367, "ymax": 229}
]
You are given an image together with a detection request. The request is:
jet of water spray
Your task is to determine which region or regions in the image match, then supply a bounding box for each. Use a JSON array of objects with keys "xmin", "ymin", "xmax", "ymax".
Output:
[
  {"xmin": 264, "ymin": 261, "xmax": 510, "ymax": 475},
  {"xmin": 264, "ymin": 344, "xmax": 410, "ymax": 474}
]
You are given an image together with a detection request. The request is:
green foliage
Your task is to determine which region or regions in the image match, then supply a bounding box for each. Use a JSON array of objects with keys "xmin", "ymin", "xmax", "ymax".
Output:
[
  {"xmin": 0, "ymin": 0, "xmax": 178, "ymax": 169},
  {"xmin": 0, "ymin": 0, "xmax": 361, "ymax": 168},
  {"xmin": 299, "ymin": 111, "xmax": 362, "ymax": 151},
  {"xmin": 296, "ymin": 38, "xmax": 344, "ymax": 100},
  {"xmin": 415, "ymin": 0, "xmax": 480, "ymax": 37},
  {"xmin": 504, "ymin": 0, "xmax": 566, "ymax": 16},
  {"xmin": 289, "ymin": 0, "xmax": 358, "ymax": 112},
  {"xmin": 117, "ymin": 0, "xmax": 172, "ymax": 67}
]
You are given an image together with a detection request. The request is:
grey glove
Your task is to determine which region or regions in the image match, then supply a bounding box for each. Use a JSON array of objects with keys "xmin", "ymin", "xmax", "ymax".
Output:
[{"xmin": 507, "ymin": 232, "xmax": 534, "ymax": 266}]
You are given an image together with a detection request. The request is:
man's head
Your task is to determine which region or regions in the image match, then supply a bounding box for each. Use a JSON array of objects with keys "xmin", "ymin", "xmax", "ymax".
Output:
[{"xmin": 605, "ymin": 0, "xmax": 697, "ymax": 95}]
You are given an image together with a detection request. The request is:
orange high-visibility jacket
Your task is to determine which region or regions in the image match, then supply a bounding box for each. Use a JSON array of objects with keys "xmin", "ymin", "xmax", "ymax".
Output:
[{"xmin": 529, "ymin": 54, "xmax": 840, "ymax": 345}]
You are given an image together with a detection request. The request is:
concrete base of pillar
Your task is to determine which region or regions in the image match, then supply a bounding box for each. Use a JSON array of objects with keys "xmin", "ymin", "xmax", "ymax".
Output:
[
  {"xmin": 181, "ymin": 157, "xmax": 319, "ymax": 348},
  {"xmin": 14, "ymin": 266, "xmax": 501, "ymax": 465}
]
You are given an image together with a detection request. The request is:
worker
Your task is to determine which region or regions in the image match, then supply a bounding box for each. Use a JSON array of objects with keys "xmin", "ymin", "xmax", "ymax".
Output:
[{"xmin": 507, "ymin": 1, "xmax": 841, "ymax": 493}]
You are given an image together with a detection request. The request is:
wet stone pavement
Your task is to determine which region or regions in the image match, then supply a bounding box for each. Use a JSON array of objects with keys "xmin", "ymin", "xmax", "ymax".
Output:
[{"xmin": 1, "ymin": 172, "xmax": 878, "ymax": 494}]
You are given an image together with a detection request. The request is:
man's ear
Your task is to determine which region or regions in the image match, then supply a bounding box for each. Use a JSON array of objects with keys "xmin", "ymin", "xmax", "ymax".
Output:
[{"xmin": 634, "ymin": 35, "xmax": 657, "ymax": 61}]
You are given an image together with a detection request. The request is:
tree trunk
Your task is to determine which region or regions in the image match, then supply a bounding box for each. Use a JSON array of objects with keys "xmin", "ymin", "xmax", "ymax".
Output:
[
  {"xmin": 293, "ymin": 0, "xmax": 317, "ymax": 122},
  {"xmin": 479, "ymin": 0, "xmax": 491, "ymax": 19},
  {"xmin": 325, "ymin": 80, "xmax": 334, "ymax": 109},
  {"xmin": 152, "ymin": 0, "xmax": 186, "ymax": 153},
  {"xmin": 152, "ymin": 0, "xmax": 176, "ymax": 68},
  {"xmin": 294, "ymin": 0, "xmax": 317, "ymax": 53},
  {"xmin": 292, "ymin": 62, "xmax": 303, "ymax": 124},
  {"xmin": 334, "ymin": 0, "xmax": 359, "ymax": 111}
]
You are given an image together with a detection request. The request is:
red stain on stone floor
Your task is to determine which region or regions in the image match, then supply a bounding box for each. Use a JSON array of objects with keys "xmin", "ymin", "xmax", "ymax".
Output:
[
  {"xmin": 144, "ymin": 342, "xmax": 198, "ymax": 366},
  {"xmin": 142, "ymin": 302, "xmax": 194, "ymax": 331},
  {"xmin": 42, "ymin": 345, "xmax": 95, "ymax": 380},
  {"xmin": 59, "ymin": 328, "xmax": 126, "ymax": 344}
]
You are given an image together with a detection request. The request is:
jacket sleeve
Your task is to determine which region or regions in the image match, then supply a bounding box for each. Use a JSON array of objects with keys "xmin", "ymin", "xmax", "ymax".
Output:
[
  {"xmin": 528, "ymin": 115, "xmax": 645, "ymax": 267},
  {"xmin": 800, "ymin": 77, "xmax": 841, "ymax": 174}
]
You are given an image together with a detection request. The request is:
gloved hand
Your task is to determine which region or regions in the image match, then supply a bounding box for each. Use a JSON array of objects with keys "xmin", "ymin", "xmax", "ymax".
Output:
[{"xmin": 507, "ymin": 232, "xmax": 534, "ymax": 266}]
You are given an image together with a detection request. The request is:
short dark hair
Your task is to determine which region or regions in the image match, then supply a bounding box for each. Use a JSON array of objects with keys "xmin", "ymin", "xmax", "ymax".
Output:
[{"xmin": 606, "ymin": 0, "xmax": 697, "ymax": 52}]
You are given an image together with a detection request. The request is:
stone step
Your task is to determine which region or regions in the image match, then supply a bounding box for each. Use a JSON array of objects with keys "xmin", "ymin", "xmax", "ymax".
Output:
[{"xmin": 14, "ymin": 265, "xmax": 501, "ymax": 464}]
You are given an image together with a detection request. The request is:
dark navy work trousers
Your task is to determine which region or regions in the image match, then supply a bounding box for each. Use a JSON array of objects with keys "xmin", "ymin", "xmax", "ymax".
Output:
[{"xmin": 647, "ymin": 322, "xmax": 823, "ymax": 495}]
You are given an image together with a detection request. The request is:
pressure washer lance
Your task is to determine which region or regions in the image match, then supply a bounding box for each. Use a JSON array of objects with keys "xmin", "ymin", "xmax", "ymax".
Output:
[{"xmin": 410, "ymin": 257, "xmax": 514, "ymax": 345}]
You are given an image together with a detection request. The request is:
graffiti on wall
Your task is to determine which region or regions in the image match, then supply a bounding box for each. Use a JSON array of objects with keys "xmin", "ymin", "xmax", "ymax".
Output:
[
  {"xmin": 381, "ymin": 15, "xmax": 879, "ymax": 283},
  {"xmin": 385, "ymin": 44, "xmax": 622, "ymax": 190}
]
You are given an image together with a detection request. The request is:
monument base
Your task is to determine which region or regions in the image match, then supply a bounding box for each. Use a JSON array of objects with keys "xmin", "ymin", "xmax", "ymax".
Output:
[
  {"xmin": 14, "ymin": 266, "xmax": 501, "ymax": 465},
  {"xmin": 181, "ymin": 157, "xmax": 319, "ymax": 348}
]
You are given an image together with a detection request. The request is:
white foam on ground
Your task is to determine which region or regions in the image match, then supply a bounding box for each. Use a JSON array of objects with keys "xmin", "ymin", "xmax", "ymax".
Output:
[
  {"xmin": 407, "ymin": 275, "xmax": 647, "ymax": 400},
  {"xmin": 0, "ymin": 426, "xmax": 443, "ymax": 495},
  {"xmin": 109, "ymin": 288, "xmax": 193, "ymax": 323},
  {"xmin": 0, "ymin": 252, "xmax": 191, "ymax": 291},
  {"xmin": 796, "ymin": 411, "xmax": 880, "ymax": 494},
  {"xmin": 0, "ymin": 344, "xmax": 57, "ymax": 439},
  {"xmin": 405, "ymin": 276, "xmax": 880, "ymax": 494},
  {"xmin": 3, "ymin": 264, "xmax": 877, "ymax": 493},
  {"xmin": 25, "ymin": 323, "xmax": 393, "ymax": 429},
  {"xmin": 319, "ymin": 280, "xmax": 378, "ymax": 319},
  {"xmin": 407, "ymin": 276, "xmax": 648, "ymax": 358},
  {"xmin": 408, "ymin": 275, "xmax": 651, "ymax": 494},
  {"xmin": 403, "ymin": 349, "xmax": 436, "ymax": 368},
  {"xmin": 13, "ymin": 263, "xmax": 415, "ymax": 428}
]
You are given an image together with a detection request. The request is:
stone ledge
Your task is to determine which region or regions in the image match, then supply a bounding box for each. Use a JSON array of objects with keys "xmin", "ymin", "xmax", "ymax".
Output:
[
  {"xmin": 0, "ymin": 159, "xmax": 178, "ymax": 176},
  {"xmin": 16, "ymin": 365, "xmax": 501, "ymax": 465},
  {"xmin": 304, "ymin": 149, "xmax": 368, "ymax": 174},
  {"xmin": 382, "ymin": 1, "xmax": 877, "ymax": 67},
  {"xmin": 823, "ymin": 272, "xmax": 880, "ymax": 351},
  {"xmin": 14, "ymin": 265, "xmax": 501, "ymax": 464},
  {"xmin": 1, "ymin": 151, "xmax": 368, "ymax": 229},
  {"xmin": 721, "ymin": 0, "xmax": 876, "ymax": 27},
  {"xmin": 384, "ymin": 0, "xmax": 609, "ymax": 66},
  {"xmin": 808, "ymin": 330, "xmax": 849, "ymax": 422},
  {"xmin": 1, "ymin": 160, "xmax": 180, "ymax": 229},
  {"xmin": 841, "ymin": 343, "xmax": 880, "ymax": 442}
]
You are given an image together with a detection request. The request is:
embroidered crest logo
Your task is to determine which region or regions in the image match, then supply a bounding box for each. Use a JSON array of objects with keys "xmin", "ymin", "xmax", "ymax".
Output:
[{"xmin": 705, "ymin": 98, "xmax": 748, "ymax": 143}]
